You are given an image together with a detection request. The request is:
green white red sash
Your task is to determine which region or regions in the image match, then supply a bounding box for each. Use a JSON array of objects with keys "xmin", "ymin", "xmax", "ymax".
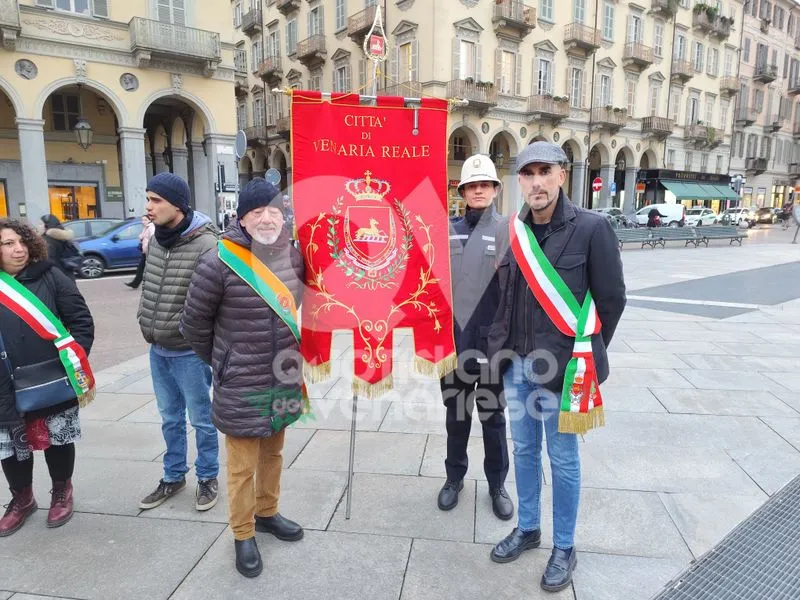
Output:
[
  {"xmin": 0, "ymin": 271, "xmax": 95, "ymax": 407},
  {"xmin": 508, "ymin": 216, "xmax": 604, "ymax": 435},
  {"xmin": 217, "ymin": 240, "xmax": 310, "ymax": 424}
]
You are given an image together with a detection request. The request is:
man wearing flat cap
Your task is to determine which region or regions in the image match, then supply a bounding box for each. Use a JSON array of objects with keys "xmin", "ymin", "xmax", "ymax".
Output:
[
  {"xmin": 437, "ymin": 154, "xmax": 513, "ymax": 521},
  {"xmin": 181, "ymin": 177, "xmax": 306, "ymax": 578},
  {"xmin": 487, "ymin": 142, "xmax": 626, "ymax": 592}
]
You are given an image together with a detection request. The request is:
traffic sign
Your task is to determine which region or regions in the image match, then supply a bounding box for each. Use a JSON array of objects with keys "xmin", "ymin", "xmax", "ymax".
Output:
[
  {"xmin": 592, "ymin": 177, "xmax": 602, "ymax": 192},
  {"xmin": 234, "ymin": 130, "xmax": 247, "ymax": 160},
  {"xmin": 265, "ymin": 168, "xmax": 281, "ymax": 186}
]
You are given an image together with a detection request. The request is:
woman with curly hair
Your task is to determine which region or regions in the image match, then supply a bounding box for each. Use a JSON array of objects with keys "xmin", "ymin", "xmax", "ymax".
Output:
[{"xmin": 0, "ymin": 218, "xmax": 94, "ymax": 536}]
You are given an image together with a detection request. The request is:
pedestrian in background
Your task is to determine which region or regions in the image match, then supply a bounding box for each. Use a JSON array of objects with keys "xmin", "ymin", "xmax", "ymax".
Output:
[
  {"xmin": 40, "ymin": 214, "xmax": 81, "ymax": 278},
  {"xmin": 125, "ymin": 215, "xmax": 154, "ymax": 289},
  {"xmin": 136, "ymin": 173, "xmax": 220, "ymax": 513}
]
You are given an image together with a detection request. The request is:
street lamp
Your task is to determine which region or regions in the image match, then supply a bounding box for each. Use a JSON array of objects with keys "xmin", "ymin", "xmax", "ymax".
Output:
[{"xmin": 74, "ymin": 84, "xmax": 93, "ymax": 151}]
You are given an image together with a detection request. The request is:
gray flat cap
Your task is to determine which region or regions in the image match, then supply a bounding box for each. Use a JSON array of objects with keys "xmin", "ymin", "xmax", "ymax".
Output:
[{"xmin": 516, "ymin": 141, "xmax": 568, "ymax": 173}]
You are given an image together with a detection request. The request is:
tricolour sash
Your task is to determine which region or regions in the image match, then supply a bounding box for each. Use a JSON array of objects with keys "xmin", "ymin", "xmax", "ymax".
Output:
[
  {"xmin": 0, "ymin": 271, "xmax": 95, "ymax": 407},
  {"xmin": 508, "ymin": 216, "xmax": 604, "ymax": 435},
  {"xmin": 217, "ymin": 240, "xmax": 310, "ymax": 428}
]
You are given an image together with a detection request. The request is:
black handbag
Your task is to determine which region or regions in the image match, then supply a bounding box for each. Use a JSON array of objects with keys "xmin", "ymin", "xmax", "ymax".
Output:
[{"xmin": 13, "ymin": 357, "xmax": 76, "ymax": 413}]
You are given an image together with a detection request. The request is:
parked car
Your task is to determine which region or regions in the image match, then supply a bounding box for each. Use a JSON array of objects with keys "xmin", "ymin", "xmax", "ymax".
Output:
[
  {"xmin": 76, "ymin": 218, "xmax": 143, "ymax": 278},
  {"xmin": 634, "ymin": 203, "xmax": 686, "ymax": 227},
  {"xmin": 62, "ymin": 218, "xmax": 123, "ymax": 242},
  {"xmin": 720, "ymin": 207, "xmax": 757, "ymax": 228},
  {"xmin": 755, "ymin": 207, "xmax": 781, "ymax": 224},
  {"xmin": 593, "ymin": 207, "xmax": 634, "ymax": 228},
  {"xmin": 684, "ymin": 207, "xmax": 718, "ymax": 227}
]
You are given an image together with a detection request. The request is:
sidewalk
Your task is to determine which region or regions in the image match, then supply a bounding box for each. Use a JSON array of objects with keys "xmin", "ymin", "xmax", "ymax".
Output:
[{"xmin": 2, "ymin": 244, "xmax": 800, "ymax": 600}]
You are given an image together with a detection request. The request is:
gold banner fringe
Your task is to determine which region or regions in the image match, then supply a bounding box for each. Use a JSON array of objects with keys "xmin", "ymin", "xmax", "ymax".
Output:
[
  {"xmin": 352, "ymin": 374, "xmax": 394, "ymax": 400},
  {"xmin": 303, "ymin": 360, "xmax": 332, "ymax": 384},
  {"xmin": 78, "ymin": 387, "xmax": 96, "ymax": 409},
  {"xmin": 557, "ymin": 406, "xmax": 605, "ymax": 435},
  {"xmin": 414, "ymin": 352, "xmax": 457, "ymax": 379}
]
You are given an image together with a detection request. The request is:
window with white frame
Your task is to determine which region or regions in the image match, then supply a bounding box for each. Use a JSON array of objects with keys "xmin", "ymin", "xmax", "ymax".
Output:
[
  {"xmin": 234, "ymin": 1, "xmax": 242, "ymax": 27},
  {"xmin": 669, "ymin": 88, "xmax": 680, "ymax": 121},
  {"xmin": 743, "ymin": 38, "xmax": 750, "ymax": 63},
  {"xmin": 459, "ymin": 40, "xmax": 477, "ymax": 79},
  {"xmin": 692, "ymin": 41, "xmax": 704, "ymax": 72},
  {"xmin": 236, "ymin": 102, "xmax": 247, "ymax": 131},
  {"xmin": 602, "ymin": 2, "xmax": 614, "ymax": 41},
  {"xmin": 308, "ymin": 5, "xmax": 324, "ymax": 36},
  {"xmin": 785, "ymin": 54, "xmax": 790, "ymax": 79},
  {"xmin": 667, "ymin": 148, "xmax": 675, "ymax": 167},
  {"xmin": 706, "ymin": 48, "xmax": 718, "ymax": 76},
  {"xmin": 51, "ymin": 0, "xmax": 109, "ymax": 17},
  {"xmin": 156, "ymin": 0, "xmax": 184, "ymax": 25},
  {"xmin": 251, "ymin": 39, "xmax": 262, "ymax": 71},
  {"xmin": 267, "ymin": 29, "xmax": 280, "ymax": 59},
  {"xmin": 627, "ymin": 13, "xmax": 643, "ymax": 43},
  {"xmin": 723, "ymin": 51, "xmax": 734, "ymax": 76},
  {"xmin": 687, "ymin": 95, "xmax": 700, "ymax": 125},
  {"xmin": 574, "ymin": 0, "xmax": 585, "ymax": 24},
  {"xmin": 253, "ymin": 96, "xmax": 264, "ymax": 127},
  {"xmin": 500, "ymin": 51, "xmax": 516, "ymax": 95},
  {"xmin": 598, "ymin": 73, "xmax": 612, "ymax": 106},
  {"xmin": 704, "ymin": 96, "xmax": 714, "ymax": 124},
  {"xmin": 537, "ymin": 57, "xmax": 553, "ymax": 96},
  {"xmin": 685, "ymin": 151, "xmax": 693, "ymax": 170},
  {"xmin": 700, "ymin": 153, "xmax": 708, "ymax": 171},
  {"xmin": 335, "ymin": 0, "xmax": 346, "ymax": 31},
  {"xmin": 625, "ymin": 79, "xmax": 636, "ymax": 115},
  {"xmin": 675, "ymin": 34, "xmax": 686, "ymax": 61},
  {"xmin": 309, "ymin": 69, "xmax": 322, "ymax": 91},
  {"xmin": 654, "ymin": 21, "xmax": 664, "ymax": 57},
  {"xmin": 648, "ymin": 85, "xmax": 660, "ymax": 116},
  {"xmin": 334, "ymin": 64, "xmax": 352, "ymax": 93},
  {"xmin": 540, "ymin": 0, "xmax": 553, "ymax": 21},
  {"xmin": 720, "ymin": 100, "xmax": 729, "ymax": 129},
  {"xmin": 715, "ymin": 154, "xmax": 722, "ymax": 173},
  {"xmin": 754, "ymin": 89, "xmax": 764, "ymax": 112},
  {"xmin": 570, "ymin": 67, "xmax": 584, "ymax": 108}
]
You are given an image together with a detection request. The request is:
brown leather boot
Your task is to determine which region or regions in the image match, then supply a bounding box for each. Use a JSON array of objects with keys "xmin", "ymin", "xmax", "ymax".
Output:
[
  {"xmin": 0, "ymin": 486, "xmax": 38, "ymax": 537},
  {"xmin": 47, "ymin": 480, "xmax": 73, "ymax": 528}
]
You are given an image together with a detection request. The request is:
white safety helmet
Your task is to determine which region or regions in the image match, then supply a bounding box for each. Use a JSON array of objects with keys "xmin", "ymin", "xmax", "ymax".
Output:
[{"xmin": 457, "ymin": 154, "xmax": 503, "ymax": 195}]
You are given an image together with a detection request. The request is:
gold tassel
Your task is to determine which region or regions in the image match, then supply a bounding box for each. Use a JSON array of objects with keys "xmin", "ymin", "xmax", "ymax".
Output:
[
  {"xmin": 78, "ymin": 387, "xmax": 96, "ymax": 409},
  {"xmin": 352, "ymin": 374, "xmax": 394, "ymax": 399},
  {"xmin": 558, "ymin": 406, "xmax": 605, "ymax": 435},
  {"xmin": 303, "ymin": 360, "xmax": 332, "ymax": 384},
  {"xmin": 414, "ymin": 352, "xmax": 457, "ymax": 379}
]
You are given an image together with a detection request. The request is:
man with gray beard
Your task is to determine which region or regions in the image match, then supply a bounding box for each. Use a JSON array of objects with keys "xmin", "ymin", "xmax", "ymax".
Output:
[{"xmin": 181, "ymin": 178, "xmax": 306, "ymax": 578}]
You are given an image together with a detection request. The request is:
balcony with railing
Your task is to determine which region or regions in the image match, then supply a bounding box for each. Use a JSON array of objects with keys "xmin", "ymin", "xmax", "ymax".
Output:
[
  {"xmin": 378, "ymin": 81, "xmax": 424, "ymax": 97},
  {"xmin": 527, "ymin": 95, "xmax": 570, "ymax": 122},
  {"xmin": 296, "ymin": 34, "xmax": 326, "ymax": 67},
  {"xmin": 492, "ymin": 0, "xmax": 536, "ymax": 37},
  {"xmin": 622, "ymin": 42, "xmax": 654, "ymax": 72},
  {"xmin": 245, "ymin": 125, "xmax": 268, "ymax": 145},
  {"xmin": 671, "ymin": 60, "xmax": 693, "ymax": 82},
  {"xmin": 276, "ymin": 116, "xmax": 290, "ymax": 138},
  {"xmin": 789, "ymin": 78, "xmax": 800, "ymax": 97},
  {"xmin": 746, "ymin": 156, "xmax": 768, "ymax": 173},
  {"xmin": 735, "ymin": 107, "xmax": 757, "ymax": 126},
  {"xmin": 564, "ymin": 23, "xmax": 601, "ymax": 56},
  {"xmin": 591, "ymin": 106, "xmax": 627, "ymax": 131},
  {"xmin": 276, "ymin": 0, "xmax": 301, "ymax": 15},
  {"xmin": 650, "ymin": 0, "xmax": 677, "ymax": 17},
  {"xmin": 685, "ymin": 124, "xmax": 710, "ymax": 145},
  {"xmin": 0, "ymin": 0, "xmax": 21, "ymax": 50},
  {"xmin": 753, "ymin": 63, "xmax": 778, "ymax": 84},
  {"xmin": 692, "ymin": 10, "xmax": 715, "ymax": 33},
  {"xmin": 347, "ymin": 5, "xmax": 376, "ymax": 43},
  {"xmin": 711, "ymin": 17, "xmax": 732, "ymax": 39},
  {"xmin": 765, "ymin": 117, "xmax": 785, "ymax": 133},
  {"xmin": 241, "ymin": 9, "xmax": 262, "ymax": 35},
  {"xmin": 446, "ymin": 80, "xmax": 498, "ymax": 111},
  {"xmin": 130, "ymin": 17, "xmax": 221, "ymax": 74},
  {"xmin": 641, "ymin": 116, "xmax": 673, "ymax": 138},
  {"xmin": 719, "ymin": 76, "xmax": 739, "ymax": 97},
  {"xmin": 258, "ymin": 55, "xmax": 283, "ymax": 82},
  {"xmin": 789, "ymin": 162, "xmax": 800, "ymax": 177}
]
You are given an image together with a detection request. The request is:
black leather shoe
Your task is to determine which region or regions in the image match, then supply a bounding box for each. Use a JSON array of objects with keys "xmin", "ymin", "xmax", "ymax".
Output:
[
  {"xmin": 437, "ymin": 479, "xmax": 463, "ymax": 511},
  {"xmin": 234, "ymin": 537, "xmax": 263, "ymax": 578},
  {"xmin": 541, "ymin": 547, "xmax": 577, "ymax": 592},
  {"xmin": 490, "ymin": 527, "xmax": 541, "ymax": 563},
  {"xmin": 489, "ymin": 487, "xmax": 514, "ymax": 521},
  {"xmin": 255, "ymin": 513, "xmax": 304, "ymax": 541}
]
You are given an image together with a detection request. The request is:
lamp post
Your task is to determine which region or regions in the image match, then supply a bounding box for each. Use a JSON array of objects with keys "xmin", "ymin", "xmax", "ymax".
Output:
[{"xmin": 74, "ymin": 84, "xmax": 93, "ymax": 150}]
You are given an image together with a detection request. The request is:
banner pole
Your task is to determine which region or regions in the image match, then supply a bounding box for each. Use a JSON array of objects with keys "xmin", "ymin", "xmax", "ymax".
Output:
[{"xmin": 345, "ymin": 392, "xmax": 358, "ymax": 519}]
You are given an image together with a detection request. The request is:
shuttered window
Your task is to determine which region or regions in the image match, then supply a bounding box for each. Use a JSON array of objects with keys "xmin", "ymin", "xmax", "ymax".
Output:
[
  {"xmin": 157, "ymin": 0, "xmax": 186, "ymax": 26},
  {"xmin": 45, "ymin": 0, "xmax": 107, "ymax": 17}
]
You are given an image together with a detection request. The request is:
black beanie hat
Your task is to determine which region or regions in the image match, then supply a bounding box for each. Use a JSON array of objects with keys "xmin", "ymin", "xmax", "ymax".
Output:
[
  {"xmin": 237, "ymin": 177, "xmax": 283, "ymax": 219},
  {"xmin": 146, "ymin": 172, "xmax": 191, "ymax": 214}
]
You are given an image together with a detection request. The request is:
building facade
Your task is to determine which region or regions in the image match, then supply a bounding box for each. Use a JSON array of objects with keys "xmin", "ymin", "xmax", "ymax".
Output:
[
  {"xmin": 0, "ymin": 0, "xmax": 238, "ymax": 224},
  {"xmin": 235, "ymin": 0, "xmax": 750, "ymax": 216},
  {"xmin": 729, "ymin": 0, "xmax": 800, "ymax": 209}
]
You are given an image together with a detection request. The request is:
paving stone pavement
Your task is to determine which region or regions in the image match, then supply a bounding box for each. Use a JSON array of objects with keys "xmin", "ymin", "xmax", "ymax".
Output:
[{"xmin": 2, "ymin": 243, "xmax": 800, "ymax": 599}]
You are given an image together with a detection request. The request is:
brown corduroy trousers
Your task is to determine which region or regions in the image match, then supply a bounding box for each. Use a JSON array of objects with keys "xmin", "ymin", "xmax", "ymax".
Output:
[{"xmin": 225, "ymin": 430, "xmax": 285, "ymax": 540}]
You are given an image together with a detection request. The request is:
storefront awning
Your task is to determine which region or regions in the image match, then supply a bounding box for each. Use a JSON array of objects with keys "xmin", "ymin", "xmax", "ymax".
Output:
[
  {"xmin": 708, "ymin": 184, "xmax": 739, "ymax": 200},
  {"xmin": 661, "ymin": 181, "xmax": 713, "ymax": 199}
]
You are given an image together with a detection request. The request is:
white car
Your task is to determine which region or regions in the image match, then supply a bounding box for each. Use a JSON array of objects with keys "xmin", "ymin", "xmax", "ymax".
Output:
[
  {"xmin": 634, "ymin": 203, "xmax": 686, "ymax": 227},
  {"xmin": 684, "ymin": 207, "xmax": 718, "ymax": 227},
  {"xmin": 721, "ymin": 207, "xmax": 757, "ymax": 228}
]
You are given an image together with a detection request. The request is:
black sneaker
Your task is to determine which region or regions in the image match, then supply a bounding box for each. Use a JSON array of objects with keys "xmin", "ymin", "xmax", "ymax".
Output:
[
  {"xmin": 196, "ymin": 478, "xmax": 219, "ymax": 511},
  {"xmin": 139, "ymin": 479, "xmax": 186, "ymax": 510}
]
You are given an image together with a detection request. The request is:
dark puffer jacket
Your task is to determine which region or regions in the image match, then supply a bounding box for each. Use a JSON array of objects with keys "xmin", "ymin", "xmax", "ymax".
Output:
[
  {"xmin": 0, "ymin": 260, "xmax": 94, "ymax": 426},
  {"xmin": 181, "ymin": 221, "xmax": 305, "ymax": 438}
]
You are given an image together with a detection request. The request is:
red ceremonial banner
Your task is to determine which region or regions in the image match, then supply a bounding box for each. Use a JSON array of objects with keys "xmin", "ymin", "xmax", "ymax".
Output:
[{"xmin": 291, "ymin": 92, "xmax": 456, "ymax": 397}]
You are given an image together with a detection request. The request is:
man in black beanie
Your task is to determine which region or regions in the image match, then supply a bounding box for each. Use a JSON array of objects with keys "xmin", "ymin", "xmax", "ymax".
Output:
[
  {"xmin": 137, "ymin": 172, "xmax": 221, "ymax": 514},
  {"xmin": 181, "ymin": 177, "xmax": 305, "ymax": 578}
]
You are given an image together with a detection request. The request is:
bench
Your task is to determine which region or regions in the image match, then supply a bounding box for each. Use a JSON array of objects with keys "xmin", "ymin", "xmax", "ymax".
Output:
[
  {"xmin": 615, "ymin": 229, "xmax": 655, "ymax": 249},
  {"xmin": 651, "ymin": 227, "xmax": 700, "ymax": 248},
  {"xmin": 696, "ymin": 225, "xmax": 747, "ymax": 246}
]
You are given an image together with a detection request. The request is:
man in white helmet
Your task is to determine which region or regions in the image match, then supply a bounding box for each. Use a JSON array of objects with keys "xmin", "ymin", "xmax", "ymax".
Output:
[{"xmin": 437, "ymin": 154, "xmax": 513, "ymax": 521}]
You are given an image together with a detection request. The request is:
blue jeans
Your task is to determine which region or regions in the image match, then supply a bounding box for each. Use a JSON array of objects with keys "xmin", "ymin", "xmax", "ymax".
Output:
[
  {"xmin": 150, "ymin": 349, "xmax": 218, "ymax": 482},
  {"xmin": 504, "ymin": 356, "xmax": 580, "ymax": 550}
]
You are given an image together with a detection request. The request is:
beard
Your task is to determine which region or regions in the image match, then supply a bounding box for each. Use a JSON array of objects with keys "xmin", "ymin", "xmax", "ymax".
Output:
[{"xmin": 252, "ymin": 229, "xmax": 280, "ymax": 245}]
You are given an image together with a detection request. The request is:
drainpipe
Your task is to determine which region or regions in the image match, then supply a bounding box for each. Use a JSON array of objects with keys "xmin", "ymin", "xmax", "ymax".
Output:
[
  {"xmin": 727, "ymin": 0, "xmax": 749, "ymax": 181},
  {"xmin": 584, "ymin": 0, "xmax": 599, "ymax": 209},
  {"xmin": 664, "ymin": 3, "xmax": 678, "ymax": 169}
]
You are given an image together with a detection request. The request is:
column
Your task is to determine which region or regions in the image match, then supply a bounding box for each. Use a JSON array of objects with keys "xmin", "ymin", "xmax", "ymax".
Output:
[
  {"xmin": 171, "ymin": 147, "xmax": 189, "ymax": 182},
  {"xmin": 570, "ymin": 162, "xmax": 587, "ymax": 207},
  {"xmin": 190, "ymin": 141, "xmax": 210, "ymax": 214},
  {"xmin": 118, "ymin": 127, "xmax": 148, "ymax": 219},
  {"xmin": 154, "ymin": 151, "xmax": 169, "ymax": 174},
  {"xmin": 623, "ymin": 167, "xmax": 638, "ymax": 214},
  {"xmin": 205, "ymin": 133, "xmax": 237, "ymax": 224},
  {"xmin": 599, "ymin": 165, "xmax": 615, "ymax": 209},
  {"xmin": 15, "ymin": 118, "xmax": 49, "ymax": 224},
  {"xmin": 145, "ymin": 155, "xmax": 155, "ymax": 181}
]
